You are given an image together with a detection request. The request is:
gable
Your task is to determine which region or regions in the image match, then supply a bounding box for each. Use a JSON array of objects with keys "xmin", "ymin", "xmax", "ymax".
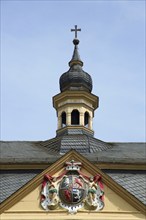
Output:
[
  {"xmin": 0, "ymin": 150, "xmax": 145, "ymax": 220},
  {"xmin": 6, "ymin": 177, "xmax": 140, "ymax": 213}
]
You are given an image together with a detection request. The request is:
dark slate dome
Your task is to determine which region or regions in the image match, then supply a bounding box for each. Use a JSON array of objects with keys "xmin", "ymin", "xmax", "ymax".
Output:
[
  {"xmin": 59, "ymin": 66, "xmax": 93, "ymax": 92},
  {"xmin": 59, "ymin": 39, "xmax": 93, "ymax": 93}
]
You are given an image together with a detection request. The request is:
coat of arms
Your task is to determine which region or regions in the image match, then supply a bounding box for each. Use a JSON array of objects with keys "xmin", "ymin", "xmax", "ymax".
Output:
[{"xmin": 41, "ymin": 160, "xmax": 104, "ymax": 213}]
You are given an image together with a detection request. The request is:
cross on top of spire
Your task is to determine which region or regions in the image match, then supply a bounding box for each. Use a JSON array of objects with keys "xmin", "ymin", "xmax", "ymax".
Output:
[{"xmin": 71, "ymin": 25, "xmax": 81, "ymax": 39}]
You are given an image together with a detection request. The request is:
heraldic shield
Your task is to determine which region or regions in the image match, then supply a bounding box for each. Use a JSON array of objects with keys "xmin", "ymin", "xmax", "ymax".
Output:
[
  {"xmin": 41, "ymin": 160, "xmax": 104, "ymax": 214},
  {"xmin": 59, "ymin": 175, "xmax": 86, "ymax": 204}
]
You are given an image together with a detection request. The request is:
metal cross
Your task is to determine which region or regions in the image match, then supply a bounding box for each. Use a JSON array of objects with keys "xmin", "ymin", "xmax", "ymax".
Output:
[{"xmin": 71, "ymin": 25, "xmax": 81, "ymax": 38}]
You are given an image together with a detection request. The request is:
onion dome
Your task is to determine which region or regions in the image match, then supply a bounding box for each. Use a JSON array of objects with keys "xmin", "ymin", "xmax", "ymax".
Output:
[{"xmin": 59, "ymin": 38, "xmax": 93, "ymax": 93}]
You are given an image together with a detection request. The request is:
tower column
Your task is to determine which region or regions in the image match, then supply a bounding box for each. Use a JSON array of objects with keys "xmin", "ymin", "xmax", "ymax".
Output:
[
  {"xmin": 58, "ymin": 115, "xmax": 62, "ymax": 129},
  {"xmin": 66, "ymin": 112, "xmax": 71, "ymax": 126},
  {"xmin": 88, "ymin": 115, "xmax": 93, "ymax": 130},
  {"xmin": 80, "ymin": 112, "xmax": 84, "ymax": 126}
]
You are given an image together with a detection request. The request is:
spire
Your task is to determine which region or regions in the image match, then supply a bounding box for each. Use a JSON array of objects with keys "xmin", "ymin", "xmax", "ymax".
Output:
[
  {"xmin": 59, "ymin": 25, "xmax": 93, "ymax": 93},
  {"xmin": 69, "ymin": 25, "xmax": 83, "ymax": 67},
  {"xmin": 69, "ymin": 39, "xmax": 83, "ymax": 67}
]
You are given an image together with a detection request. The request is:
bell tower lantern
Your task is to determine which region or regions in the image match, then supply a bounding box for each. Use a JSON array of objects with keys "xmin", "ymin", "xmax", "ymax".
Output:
[{"xmin": 53, "ymin": 26, "xmax": 99, "ymax": 136}]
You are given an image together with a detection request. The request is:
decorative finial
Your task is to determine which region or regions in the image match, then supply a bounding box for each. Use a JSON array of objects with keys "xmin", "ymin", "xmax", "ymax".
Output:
[{"xmin": 71, "ymin": 25, "xmax": 81, "ymax": 39}]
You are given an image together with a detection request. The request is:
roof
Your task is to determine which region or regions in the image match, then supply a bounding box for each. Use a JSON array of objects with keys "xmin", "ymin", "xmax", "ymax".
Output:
[
  {"xmin": 40, "ymin": 133, "xmax": 112, "ymax": 153},
  {"xmin": 1, "ymin": 136, "xmax": 145, "ymax": 206},
  {"xmin": 105, "ymin": 170, "xmax": 146, "ymax": 205},
  {"xmin": 0, "ymin": 141, "xmax": 61, "ymax": 164},
  {"xmin": 0, "ymin": 139, "xmax": 145, "ymax": 164},
  {"xmin": 0, "ymin": 170, "xmax": 41, "ymax": 203}
]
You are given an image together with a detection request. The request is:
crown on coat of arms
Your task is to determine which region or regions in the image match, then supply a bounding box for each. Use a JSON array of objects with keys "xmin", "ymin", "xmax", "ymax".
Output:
[{"xmin": 65, "ymin": 160, "xmax": 82, "ymax": 171}]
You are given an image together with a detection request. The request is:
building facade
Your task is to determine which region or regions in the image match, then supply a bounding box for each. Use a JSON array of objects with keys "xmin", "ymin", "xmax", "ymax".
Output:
[{"xmin": 0, "ymin": 26, "xmax": 146, "ymax": 220}]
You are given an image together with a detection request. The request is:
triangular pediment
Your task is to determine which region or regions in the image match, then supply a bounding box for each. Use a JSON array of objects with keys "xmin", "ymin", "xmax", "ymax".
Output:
[{"xmin": 0, "ymin": 150, "xmax": 145, "ymax": 219}]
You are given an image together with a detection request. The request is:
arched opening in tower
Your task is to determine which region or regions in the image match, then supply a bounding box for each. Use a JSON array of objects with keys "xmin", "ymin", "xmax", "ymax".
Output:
[
  {"xmin": 71, "ymin": 110, "xmax": 80, "ymax": 125},
  {"xmin": 61, "ymin": 112, "xmax": 66, "ymax": 127},
  {"xmin": 84, "ymin": 111, "xmax": 89, "ymax": 127}
]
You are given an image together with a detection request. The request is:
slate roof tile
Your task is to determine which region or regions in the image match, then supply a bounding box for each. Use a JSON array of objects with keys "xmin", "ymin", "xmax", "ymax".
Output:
[
  {"xmin": 0, "ymin": 170, "xmax": 41, "ymax": 203},
  {"xmin": 0, "ymin": 141, "xmax": 145, "ymax": 163},
  {"xmin": 41, "ymin": 134, "xmax": 112, "ymax": 153},
  {"xmin": 105, "ymin": 170, "xmax": 146, "ymax": 205}
]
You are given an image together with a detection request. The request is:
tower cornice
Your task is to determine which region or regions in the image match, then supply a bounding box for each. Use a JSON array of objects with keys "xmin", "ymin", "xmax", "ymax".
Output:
[{"xmin": 53, "ymin": 90, "xmax": 99, "ymax": 111}]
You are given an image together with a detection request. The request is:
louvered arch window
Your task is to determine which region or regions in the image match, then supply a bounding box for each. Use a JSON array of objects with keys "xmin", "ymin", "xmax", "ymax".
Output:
[
  {"xmin": 84, "ymin": 111, "xmax": 89, "ymax": 127},
  {"xmin": 71, "ymin": 109, "xmax": 80, "ymax": 125},
  {"xmin": 61, "ymin": 111, "xmax": 66, "ymax": 127}
]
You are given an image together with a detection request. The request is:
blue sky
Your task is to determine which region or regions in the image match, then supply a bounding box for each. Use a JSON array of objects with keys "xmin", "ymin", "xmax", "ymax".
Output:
[{"xmin": 1, "ymin": 0, "xmax": 145, "ymax": 142}]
